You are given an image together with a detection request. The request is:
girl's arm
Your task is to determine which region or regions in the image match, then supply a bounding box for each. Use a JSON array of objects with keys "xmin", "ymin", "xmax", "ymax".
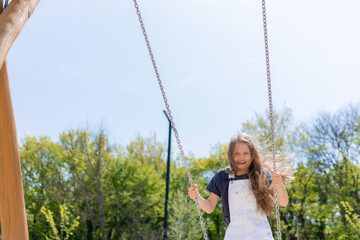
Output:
[
  {"xmin": 188, "ymin": 184, "xmax": 220, "ymax": 214},
  {"xmin": 269, "ymin": 171, "xmax": 289, "ymax": 207}
]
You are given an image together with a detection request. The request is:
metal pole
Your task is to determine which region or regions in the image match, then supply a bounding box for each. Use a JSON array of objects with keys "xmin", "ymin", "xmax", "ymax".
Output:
[{"xmin": 163, "ymin": 110, "xmax": 172, "ymax": 239}]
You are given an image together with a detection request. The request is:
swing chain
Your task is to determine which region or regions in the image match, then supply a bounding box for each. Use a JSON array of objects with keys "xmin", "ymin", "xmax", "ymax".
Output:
[
  {"xmin": 133, "ymin": 0, "xmax": 281, "ymax": 238},
  {"xmin": 261, "ymin": 0, "xmax": 282, "ymax": 239},
  {"xmin": 132, "ymin": 1, "xmax": 209, "ymax": 239}
]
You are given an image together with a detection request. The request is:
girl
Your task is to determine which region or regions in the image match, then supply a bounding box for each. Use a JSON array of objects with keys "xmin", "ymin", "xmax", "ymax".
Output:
[{"xmin": 188, "ymin": 133, "xmax": 293, "ymax": 240}]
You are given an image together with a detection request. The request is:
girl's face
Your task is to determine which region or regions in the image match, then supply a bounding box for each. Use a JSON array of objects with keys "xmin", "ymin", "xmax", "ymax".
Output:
[{"xmin": 232, "ymin": 142, "xmax": 252, "ymax": 175}]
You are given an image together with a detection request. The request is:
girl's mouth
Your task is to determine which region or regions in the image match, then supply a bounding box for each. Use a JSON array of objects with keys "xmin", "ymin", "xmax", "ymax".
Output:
[{"xmin": 236, "ymin": 161, "xmax": 247, "ymax": 166}]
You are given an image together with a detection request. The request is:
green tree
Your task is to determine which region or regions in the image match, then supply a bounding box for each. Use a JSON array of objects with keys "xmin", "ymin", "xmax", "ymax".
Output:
[
  {"xmin": 299, "ymin": 103, "xmax": 360, "ymax": 239},
  {"xmin": 21, "ymin": 130, "xmax": 169, "ymax": 239},
  {"xmin": 21, "ymin": 136, "xmax": 67, "ymax": 239},
  {"xmin": 167, "ymin": 189, "xmax": 203, "ymax": 239},
  {"xmin": 41, "ymin": 203, "xmax": 80, "ymax": 240},
  {"xmin": 59, "ymin": 128, "xmax": 112, "ymax": 239},
  {"xmin": 341, "ymin": 201, "xmax": 360, "ymax": 238},
  {"xmin": 242, "ymin": 106, "xmax": 297, "ymax": 152},
  {"xmin": 103, "ymin": 134, "xmax": 166, "ymax": 239},
  {"xmin": 19, "ymin": 103, "xmax": 360, "ymax": 239}
]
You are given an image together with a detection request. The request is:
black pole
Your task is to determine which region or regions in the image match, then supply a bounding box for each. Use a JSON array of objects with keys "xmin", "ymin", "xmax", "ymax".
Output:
[{"xmin": 163, "ymin": 110, "xmax": 172, "ymax": 240}]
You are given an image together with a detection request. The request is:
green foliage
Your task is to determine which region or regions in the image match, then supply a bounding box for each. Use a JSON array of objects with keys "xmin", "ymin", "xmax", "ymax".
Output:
[
  {"xmin": 21, "ymin": 136, "xmax": 67, "ymax": 239},
  {"xmin": 59, "ymin": 128, "xmax": 111, "ymax": 239},
  {"xmin": 341, "ymin": 201, "xmax": 360, "ymax": 238},
  {"xmin": 104, "ymin": 154, "xmax": 165, "ymax": 239},
  {"xmin": 126, "ymin": 133, "xmax": 166, "ymax": 171},
  {"xmin": 242, "ymin": 106, "xmax": 295, "ymax": 151},
  {"xmin": 41, "ymin": 206, "xmax": 59, "ymax": 240},
  {"xmin": 167, "ymin": 190, "xmax": 202, "ymax": 239},
  {"xmin": 19, "ymin": 104, "xmax": 360, "ymax": 239},
  {"xmin": 41, "ymin": 203, "xmax": 80, "ymax": 240}
]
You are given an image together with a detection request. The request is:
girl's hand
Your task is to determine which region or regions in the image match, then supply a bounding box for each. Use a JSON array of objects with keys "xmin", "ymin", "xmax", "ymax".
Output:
[
  {"xmin": 188, "ymin": 184, "xmax": 200, "ymax": 200},
  {"xmin": 270, "ymin": 170, "xmax": 283, "ymax": 187}
]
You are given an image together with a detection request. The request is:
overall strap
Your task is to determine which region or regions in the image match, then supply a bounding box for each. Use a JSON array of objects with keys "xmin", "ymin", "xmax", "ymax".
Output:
[{"xmin": 228, "ymin": 173, "xmax": 235, "ymax": 181}]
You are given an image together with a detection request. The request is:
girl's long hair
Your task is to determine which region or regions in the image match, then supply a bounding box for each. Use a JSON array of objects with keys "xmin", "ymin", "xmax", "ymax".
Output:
[{"xmin": 225, "ymin": 133, "xmax": 294, "ymax": 216}]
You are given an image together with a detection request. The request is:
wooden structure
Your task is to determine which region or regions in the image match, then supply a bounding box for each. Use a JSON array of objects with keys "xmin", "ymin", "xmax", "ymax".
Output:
[{"xmin": 0, "ymin": 0, "xmax": 40, "ymax": 239}]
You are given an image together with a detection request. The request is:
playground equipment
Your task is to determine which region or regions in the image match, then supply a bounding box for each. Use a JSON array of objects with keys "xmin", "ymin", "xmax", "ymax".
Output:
[
  {"xmin": 0, "ymin": 0, "xmax": 40, "ymax": 239},
  {"xmin": 132, "ymin": 0, "xmax": 283, "ymax": 239}
]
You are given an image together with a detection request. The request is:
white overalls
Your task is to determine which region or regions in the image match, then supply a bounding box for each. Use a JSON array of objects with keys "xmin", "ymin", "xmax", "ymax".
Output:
[{"xmin": 224, "ymin": 174, "xmax": 274, "ymax": 240}]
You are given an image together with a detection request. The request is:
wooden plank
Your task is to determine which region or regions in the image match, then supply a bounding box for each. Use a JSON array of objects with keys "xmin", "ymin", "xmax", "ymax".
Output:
[
  {"xmin": 0, "ymin": 0, "xmax": 41, "ymax": 68},
  {"xmin": 0, "ymin": 61, "xmax": 29, "ymax": 239},
  {"xmin": 0, "ymin": 1, "xmax": 41, "ymax": 239}
]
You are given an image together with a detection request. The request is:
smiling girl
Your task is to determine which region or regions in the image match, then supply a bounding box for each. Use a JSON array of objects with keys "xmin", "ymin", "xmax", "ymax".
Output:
[{"xmin": 188, "ymin": 133, "xmax": 294, "ymax": 240}]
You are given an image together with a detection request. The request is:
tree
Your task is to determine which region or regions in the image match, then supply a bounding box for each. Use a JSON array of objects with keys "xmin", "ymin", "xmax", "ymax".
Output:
[
  {"xmin": 59, "ymin": 128, "xmax": 112, "ymax": 239},
  {"xmin": 242, "ymin": 106, "xmax": 297, "ymax": 153},
  {"xmin": 19, "ymin": 103, "xmax": 360, "ymax": 239},
  {"xmin": 103, "ymin": 134, "xmax": 166, "ymax": 239},
  {"xmin": 21, "ymin": 136, "xmax": 67, "ymax": 239},
  {"xmin": 41, "ymin": 203, "xmax": 80, "ymax": 240},
  {"xmin": 299, "ymin": 103, "xmax": 360, "ymax": 239},
  {"xmin": 22, "ymin": 130, "xmax": 168, "ymax": 239},
  {"xmin": 341, "ymin": 201, "xmax": 360, "ymax": 238},
  {"xmin": 167, "ymin": 189, "xmax": 203, "ymax": 239}
]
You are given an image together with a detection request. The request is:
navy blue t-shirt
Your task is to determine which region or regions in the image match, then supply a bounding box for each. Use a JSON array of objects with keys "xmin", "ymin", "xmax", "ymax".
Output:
[{"xmin": 206, "ymin": 169, "xmax": 272, "ymax": 226}]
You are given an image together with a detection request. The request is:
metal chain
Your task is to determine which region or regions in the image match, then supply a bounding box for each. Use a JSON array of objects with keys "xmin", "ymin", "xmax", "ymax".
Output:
[
  {"xmin": 261, "ymin": 0, "xmax": 282, "ymax": 239},
  {"xmin": 132, "ymin": 1, "xmax": 209, "ymax": 239}
]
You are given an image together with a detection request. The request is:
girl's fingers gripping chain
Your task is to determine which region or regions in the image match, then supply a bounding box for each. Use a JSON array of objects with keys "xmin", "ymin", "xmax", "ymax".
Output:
[
  {"xmin": 188, "ymin": 184, "xmax": 199, "ymax": 200},
  {"xmin": 271, "ymin": 170, "xmax": 282, "ymax": 186}
]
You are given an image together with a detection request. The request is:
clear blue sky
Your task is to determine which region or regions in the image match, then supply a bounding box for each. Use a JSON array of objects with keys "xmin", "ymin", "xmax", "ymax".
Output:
[{"xmin": 7, "ymin": 0, "xmax": 360, "ymax": 158}]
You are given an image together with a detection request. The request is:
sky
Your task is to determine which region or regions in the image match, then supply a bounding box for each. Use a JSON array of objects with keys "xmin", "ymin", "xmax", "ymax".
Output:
[{"xmin": 5, "ymin": 0, "xmax": 360, "ymax": 158}]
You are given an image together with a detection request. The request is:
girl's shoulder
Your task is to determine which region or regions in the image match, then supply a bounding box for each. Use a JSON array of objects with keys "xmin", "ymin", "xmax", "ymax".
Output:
[{"xmin": 213, "ymin": 169, "xmax": 230, "ymax": 181}]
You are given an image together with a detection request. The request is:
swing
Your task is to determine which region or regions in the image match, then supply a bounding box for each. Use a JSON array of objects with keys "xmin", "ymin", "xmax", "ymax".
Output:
[{"xmin": 132, "ymin": 1, "xmax": 283, "ymax": 239}]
